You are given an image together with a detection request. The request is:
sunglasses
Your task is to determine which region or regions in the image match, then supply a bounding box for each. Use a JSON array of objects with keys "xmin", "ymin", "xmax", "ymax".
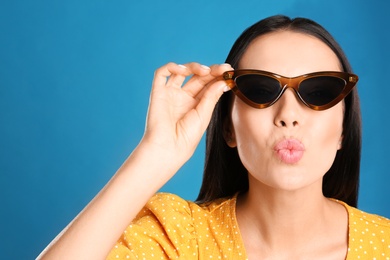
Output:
[{"xmin": 223, "ymin": 70, "xmax": 358, "ymax": 111}]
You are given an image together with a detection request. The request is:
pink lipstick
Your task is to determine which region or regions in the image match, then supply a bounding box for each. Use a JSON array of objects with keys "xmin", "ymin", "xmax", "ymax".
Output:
[{"xmin": 274, "ymin": 139, "xmax": 305, "ymax": 164}]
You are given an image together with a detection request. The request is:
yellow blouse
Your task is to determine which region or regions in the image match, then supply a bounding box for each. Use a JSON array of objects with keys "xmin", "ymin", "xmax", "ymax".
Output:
[{"xmin": 107, "ymin": 193, "xmax": 390, "ymax": 259}]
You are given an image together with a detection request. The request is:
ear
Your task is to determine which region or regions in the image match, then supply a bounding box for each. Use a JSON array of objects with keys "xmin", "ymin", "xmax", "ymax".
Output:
[
  {"xmin": 223, "ymin": 117, "xmax": 237, "ymax": 148},
  {"xmin": 337, "ymin": 135, "xmax": 343, "ymax": 150}
]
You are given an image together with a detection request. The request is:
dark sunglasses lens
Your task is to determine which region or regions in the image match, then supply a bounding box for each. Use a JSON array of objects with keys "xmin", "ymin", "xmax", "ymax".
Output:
[
  {"xmin": 235, "ymin": 75, "xmax": 281, "ymax": 104},
  {"xmin": 299, "ymin": 76, "xmax": 346, "ymax": 106}
]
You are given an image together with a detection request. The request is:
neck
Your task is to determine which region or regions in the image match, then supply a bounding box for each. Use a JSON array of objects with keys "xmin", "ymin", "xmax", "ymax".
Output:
[
  {"xmin": 241, "ymin": 183, "xmax": 326, "ymax": 228},
  {"xmin": 236, "ymin": 177, "xmax": 347, "ymax": 256}
]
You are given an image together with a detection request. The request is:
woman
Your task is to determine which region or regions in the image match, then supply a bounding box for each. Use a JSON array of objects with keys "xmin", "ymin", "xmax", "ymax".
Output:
[{"xmin": 38, "ymin": 15, "xmax": 390, "ymax": 259}]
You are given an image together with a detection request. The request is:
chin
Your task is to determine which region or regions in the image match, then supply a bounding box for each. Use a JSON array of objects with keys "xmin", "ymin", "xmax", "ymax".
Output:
[{"xmin": 250, "ymin": 170, "xmax": 324, "ymax": 194}]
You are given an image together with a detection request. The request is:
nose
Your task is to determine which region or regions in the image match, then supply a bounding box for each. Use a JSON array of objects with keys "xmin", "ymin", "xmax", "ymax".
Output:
[{"xmin": 273, "ymin": 88, "xmax": 303, "ymax": 128}]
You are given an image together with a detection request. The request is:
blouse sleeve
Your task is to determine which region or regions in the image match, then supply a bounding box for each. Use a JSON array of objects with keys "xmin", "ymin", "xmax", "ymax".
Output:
[{"xmin": 106, "ymin": 193, "xmax": 198, "ymax": 260}]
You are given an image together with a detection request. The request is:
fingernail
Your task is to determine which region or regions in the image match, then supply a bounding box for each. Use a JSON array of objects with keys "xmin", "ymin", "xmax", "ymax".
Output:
[
  {"xmin": 223, "ymin": 85, "xmax": 231, "ymax": 92},
  {"xmin": 221, "ymin": 63, "xmax": 232, "ymax": 67},
  {"xmin": 201, "ymin": 65, "xmax": 211, "ymax": 70},
  {"xmin": 178, "ymin": 64, "xmax": 187, "ymax": 69}
]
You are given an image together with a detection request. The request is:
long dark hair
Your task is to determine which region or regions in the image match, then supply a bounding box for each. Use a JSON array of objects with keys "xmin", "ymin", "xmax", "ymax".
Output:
[{"xmin": 197, "ymin": 15, "xmax": 361, "ymax": 207}]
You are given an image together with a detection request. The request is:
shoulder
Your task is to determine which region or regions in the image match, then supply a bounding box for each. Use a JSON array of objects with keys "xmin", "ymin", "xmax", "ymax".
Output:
[
  {"xmin": 345, "ymin": 202, "xmax": 390, "ymax": 232},
  {"xmin": 108, "ymin": 193, "xmax": 197, "ymax": 259},
  {"xmin": 334, "ymin": 199, "xmax": 390, "ymax": 230},
  {"xmin": 143, "ymin": 192, "xmax": 192, "ymax": 214},
  {"xmin": 107, "ymin": 193, "xmax": 240, "ymax": 260},
  {"xmin": 334, "ymin": 200, "xmax": 390, "ymax": 257},
  {"xmin": 143, "ymin": 192, "xmax": 236, "ymax": 215},
  {"xmin": 133, "ymin": 193, "xmax": 194, "ymax": 230}
]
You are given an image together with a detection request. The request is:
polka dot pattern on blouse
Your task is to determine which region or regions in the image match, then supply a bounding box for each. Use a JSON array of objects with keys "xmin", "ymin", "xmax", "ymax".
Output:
[
  {"xmin": 107, "ymin": 193, "xmax": 390, "ymax": 259},
  {"xmin": 335, "ymin": 199, "xmax": 390, "ymax": 259}
]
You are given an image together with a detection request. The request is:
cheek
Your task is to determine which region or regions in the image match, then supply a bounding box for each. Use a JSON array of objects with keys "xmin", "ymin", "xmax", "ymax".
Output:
[
  {"xmin": 320, "ymin": 106, "xmax": 344, "ymax": 146},
  {"xmin": 306, "ymin": 106, "xmax": 344, "ymax": 171},
  {"xmin": 230, "ymin": 100, "xmax": 269, "ymax": 144},
  {"xmin": 230, "ymin": 101, "xmax": 274, "ymax": 161}
]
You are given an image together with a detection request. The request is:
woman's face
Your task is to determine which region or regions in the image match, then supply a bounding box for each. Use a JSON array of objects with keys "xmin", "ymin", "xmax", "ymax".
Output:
[{"xmin": 228, "ymin": 31, "xmax": 344, "ymax": 192}]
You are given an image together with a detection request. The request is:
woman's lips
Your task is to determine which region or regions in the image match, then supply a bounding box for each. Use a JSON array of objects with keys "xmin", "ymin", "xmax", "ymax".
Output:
[{"xmin": 274, "ymin": 139, "xmax": 305, "ymax": 164}]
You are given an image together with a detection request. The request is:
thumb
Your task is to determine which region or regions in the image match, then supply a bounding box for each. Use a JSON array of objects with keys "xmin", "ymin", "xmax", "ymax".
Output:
[{"xmin": 195, "ymin": 80, "xmax": 230, "ymax": 131}]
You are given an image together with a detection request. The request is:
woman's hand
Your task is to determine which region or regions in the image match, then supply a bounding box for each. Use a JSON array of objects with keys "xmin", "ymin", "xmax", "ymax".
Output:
[
  {"xmin": 142, "ymin": 62, "xmax": 232, "ymax": 165},
  {"xmin": 36, "ymin": 62, "xmax": 232, "ymax": 260}
]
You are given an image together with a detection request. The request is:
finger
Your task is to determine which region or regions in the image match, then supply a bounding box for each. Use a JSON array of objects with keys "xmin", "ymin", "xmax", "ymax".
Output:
[
  {"xmin": 166, "ymin": 74, "xmax": 187, "ymax": 89},
  {"xmin": 209, "ymin": 63, "xmax": 233, "ymax": 77},
  {"xmin": 164, "ymin": 62, "xmax": 212, "ymax": 93},
  {"xmin": 194, "ymin": 80, "xmax": 230, "ymax": 131},
  {"xmin": 161, "ymin": 62, "xmax": 211, "ymax": 90},
  {"xmin": 184, "ymin": 63, "xmax": 232, "ymax": 89},
  {"xmin": 182, "ymin": 63, "xmax": 233, "ymax": 97},
  {"xmin": 152, "ymin": 62, "xmax": 190, "ymax": 91},
  {"xmin": 174, "ymin": 79, "xmax": 228, "ymax": 150},
  {"xmin": 183, "ymin": 62, "xmax": 212, "ymax": 76}
]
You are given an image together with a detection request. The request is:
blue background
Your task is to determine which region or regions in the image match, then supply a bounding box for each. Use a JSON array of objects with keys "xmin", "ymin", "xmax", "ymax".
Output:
[{"xmin": 1, "ymin": 1, "xmax": 389, "ymax": 259}]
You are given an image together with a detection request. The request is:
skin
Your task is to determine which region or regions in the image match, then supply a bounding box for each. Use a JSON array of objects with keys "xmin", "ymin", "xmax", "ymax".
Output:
[
  {"xmin": 37, "ymin": 30, "xmax": 349, "ymax": 259},
  {"xmin": 37, "ymin": 63, "xmax": 233, "ymax": 259},
  {"xmin": 230, "ymin": 31, "xmax": 349, "ymax": 259}
]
